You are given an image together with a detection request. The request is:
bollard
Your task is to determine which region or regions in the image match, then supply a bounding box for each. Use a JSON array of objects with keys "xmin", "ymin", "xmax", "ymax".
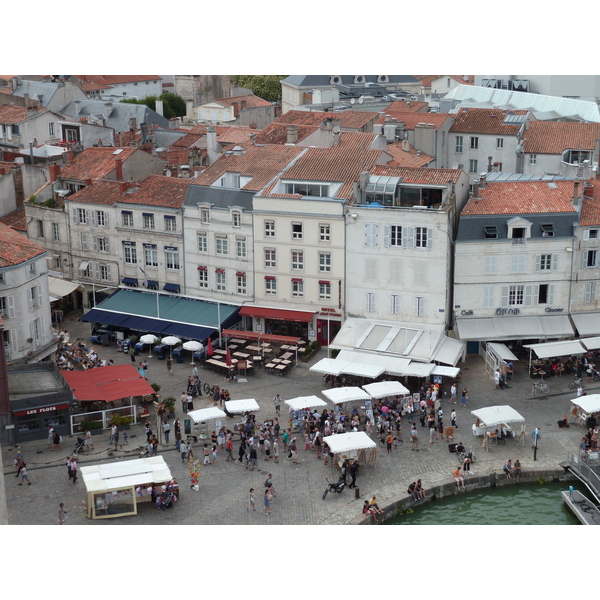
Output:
[{"xmin": 355, "ymin": 487, "xmax": 360, "ymax": 499}]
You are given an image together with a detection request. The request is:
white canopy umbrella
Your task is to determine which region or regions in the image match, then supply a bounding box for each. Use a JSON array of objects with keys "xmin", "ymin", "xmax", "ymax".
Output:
[
  {"xmin": 362, "ymin": 380, "xmax": 410, "ymax": 399},
  {"xmin": 571, "ymin": 394, "xmax": 600, "ymax": 415},
  {"xmin": 187, "ymin": 407, "xmax": 227, "ymax": 423},
  {"xmin": 309, "ymin": 358, "xmax": 352, "ymax": 376},
  {"xmin": 225, "ymin": 398, "xmax": 260, "ymax": 414},
  {"xmin": 161, "ymin": 336, "xmax": 182, "ymax": 359},
  {"xmin": 183, "ymin": 340, "xmax": 204, "ymax": 364},
  {"xmin": 285, "ymin": 395, "xmax": 328, "ymax": 411},
  {"xmin": 322, "ymin": 387, "xmax": 372, "ymax": 404},
  {"xmin": 140, "ymin": 333, "xmax": 158, "ymax": 358}
]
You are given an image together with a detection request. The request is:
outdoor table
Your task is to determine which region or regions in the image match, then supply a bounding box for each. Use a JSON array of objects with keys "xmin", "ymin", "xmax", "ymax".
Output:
[
  {"xmin": 213, "ymin": 349, "xmax": 227, "ymax": 355},
  {"xmin": 280, "ymin": 345, "xmax": 290, "ymax": 351},
  {"xmin": 233, "ymin": 352, "xmax": 250, "ymax": 359},
  {"xmin": 281, "ymin": 352, "xmax": 293, "ymax": 360},
  {"xmin": 281, "ymin": 360, "xmax": 292, "ymax": 365}
]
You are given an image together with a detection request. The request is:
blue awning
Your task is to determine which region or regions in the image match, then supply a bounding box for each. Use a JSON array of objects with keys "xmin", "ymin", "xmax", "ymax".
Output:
[
  {"xmin": 164, "ymin": 283, "xmax": 180, "ymax": 293},
  {"xmin": 120, "ymin": 315, "xmax": 170, "ymax": 334},
  {"xmin": 122, "ymin": 277, "xmax": 138, "ymax": 286},
  {"xmin": 161, "ymin": 322, "xmax": 214, "ymax": 340},
  {"xmin": 146, "ymin": 280, "xmax": 158, "ymax": 290},
  {"xmin": 80, "ymin": 309, "xmax": 129, "ymax": 327}
]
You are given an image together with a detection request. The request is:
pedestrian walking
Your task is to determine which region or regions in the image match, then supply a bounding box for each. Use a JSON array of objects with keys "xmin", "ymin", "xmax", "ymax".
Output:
[
  {"xmin": 166, "ymin": 357, "xmax": 173, "ymax": 375},
  {"xmin": 181, "ymin": 440, "xmax": 188, "ymax": 462},
  {"xmin": 289, "ymin": 437, "xmax": 299, "ymax": 464},
  {"xmin": 532, "ymin": 426, "xmax": 541, "ymax": 448},
  {"xmin": 129, "ymin": 346, "xmax": 136, "ymax": 363},
  {"xmin": 145, "ymin": 421, "xmax": 153, "ymax": 442},
  {"xmin": 58, "ymin": 503, "xmax": 67, "ymax": 525},
  {"xmin": 272, "ymin": 438, "xmax": 279, "ymax": 463},
  {"xmin": 247, "ymin": 488, "xmax": 256, "ymax": 511},
  {"xmin": 348, "ymin": 460, "xmax": 359, "ymax": 489},
  {"xmin": 163, "ymin": 421, "xmax": 171, "ymax": 445},
  {"xmin": 451, "ymin": 409, "xmax": 457, "ymax": 429},
  {"xmin": 113, "ymin": 427, "xmax": 119, "ymax": 450},
  {"xmin": 192, "ymin": 364, "xmax": 198, "ymax": 379},
  {"xmin": 69, "ymin": 457, "xmax": 78, "ymax": 484},
  {"xmin": 264, "ymin": 488, "xmax": 271, "ymax": 515},
  {"xmin": 52, "ymin": 430, "xmax": 62, "ymax": 451},
  {"xmin": 47, "ymin": 425, "xmax": 55, "ymax": 450},
  {"xmin": 226, "ymin": 436, "xmax": 234, "ymax": 461},
  {"xmin": 450, "ymin": 382, "xmax": 457, "ymax": 404},
  {"xmin": 66, "ymin": 456, "xmax": 73, "ymax": 480},
  {"xmin": 273, "ymin": 393, "xmax": 281, "ymax": 415},
  {"xmin": 264, "ymin": 438, "xmax": 271, "ymax": 461},
  {"xmin": 494, "ymin": 369, "xmax": 501, "ymax": 390},
  {"xmin": 211, "ymin": 444, "xmax": 218, "ymax": 465},
  {"xmin": 150, "ymin": 435, "xmax": 158, "ymax": 455},
  {"xmin": 85, "ymin": 428, "xmax": 94, "ymax": 450},
  {"xmin": 410, "ymin": 423, "xmax": 420, "ymax": 451},
  {"xmin": 18, "ymin": 465, "xmax": 31, "ymax": 485},
  {"xmin": 461, "ymin": 388, "xmax": 468, "ymax": 407},
  {"xmin": 181, "ymin": 391, "xmax": 188, "ymax": 413}
]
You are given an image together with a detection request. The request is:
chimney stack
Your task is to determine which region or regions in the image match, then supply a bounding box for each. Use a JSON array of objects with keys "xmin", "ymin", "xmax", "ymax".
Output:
[
  {"xmin": 74, "ymin": 99, "xmax": 81, "ymax": 117},
  {"xmin": 479, "ymin": 173, "xmax": 487, "ymax": 189},
  {"xmin": 115, "ymin": 157, "xmax": 124, "ymax": 181},
  {"xmin": 49, "ymin": 163, "xmax": 61, "ymax": 182},
  {"xmin": 286, "ymin": 125, "xmax": 298, "ymax": 144}
]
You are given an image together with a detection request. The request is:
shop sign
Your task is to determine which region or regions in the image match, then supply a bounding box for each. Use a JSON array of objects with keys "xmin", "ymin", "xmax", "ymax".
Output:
[
  {"xmin": 460, "ymin": 309, "xmax": 474, "ymax": 316},
  {"xmin": 495, "ymin": 308, "xmax": 521, "ymax": 315},
  {"xmin": 13, "ymin": 403, "xmax": 69, "ymax": 417},
  {"xmin": 544, "ymin": 307, "xmax": 564, "ymax": 312},
  {"xmin": 318, "ymin": 307, "xmax": 341, "ymax": 317}
]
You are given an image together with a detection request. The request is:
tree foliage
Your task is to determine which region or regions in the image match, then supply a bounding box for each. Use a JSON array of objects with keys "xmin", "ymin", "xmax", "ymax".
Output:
[
  {"xmin": 121, "ymin": 92, "xmax": 187, "ymax": 119},
  {"xmin": 230, "ymin": 75, "xmax": 287, "ymax": 103}
]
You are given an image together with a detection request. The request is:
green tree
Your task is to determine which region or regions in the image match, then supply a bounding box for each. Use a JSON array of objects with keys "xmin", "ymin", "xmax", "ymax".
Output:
[
  {"xmin": 121, "ymin": 92, "xmax": 187, "ymax": 120},
  {"xmin": 230, "ymin": 75, "xmax": 287, "ymax": 103}
]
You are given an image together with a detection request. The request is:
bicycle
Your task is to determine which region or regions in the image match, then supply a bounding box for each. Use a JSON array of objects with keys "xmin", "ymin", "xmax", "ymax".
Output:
[
  {"xmin": 532, "ymin": 374, "xmax": 549, "ymax": 396},
  {"xmin": 457, "ymin": 444, "xmax": 476, "ymax": 465},
  {"xmin": 569, "ymin": 377, "xmax": 583, "ymax": 390},
  {"xmin": 203, "ymin": 382, "xmax": 217, "ymax": 397}
]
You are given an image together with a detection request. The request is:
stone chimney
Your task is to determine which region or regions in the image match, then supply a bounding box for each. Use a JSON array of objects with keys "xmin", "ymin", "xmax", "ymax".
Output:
[
  {"xmin": 401, "ymin": 139, "xmax": 410, "ymax": 151},
  {"xmin": 115, "ymin": 157, "xmax": 124, "ymax": 181},
  {"xmin": 332, "ymin": 128, "xmax": 340, "ymax": 146},
  {"xmin": 84, "ymin": 176, "xmax": 92, "ymax": 187},
  {"xmin": 232, "ymin": 102, "xmax": 240, "ymax": 118},
  {"xmin": 129, "ymin": 117, "xmax": 137, "ymax": 131},
  {"xmin": 206, "ymin": 126, "xmax": 220, "ymax": 165},
  {"xmin": 286, "ymin": 125, "xmax": 298, "ymax": 144},
  {"xmin": 49, "ymin": 163, "xmax": 61, "ymax": 182},
  {"xmin": 74, "ymin": 99, "xmax": 81, "ymax": 117},
  {"xmin": 155, "ymin": 100, "xmax": 164, "ymax": 117},
  {"xmin": 479, "ymin": 172, "xmax": 487, "ymax": 189},
  {"xmin": 104, "ymin": 102, "xmax": 113, "ymax": 119}
]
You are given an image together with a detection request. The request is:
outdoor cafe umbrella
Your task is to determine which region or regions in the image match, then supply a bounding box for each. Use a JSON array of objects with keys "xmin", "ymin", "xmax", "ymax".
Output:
[
  {"xmin": 226, "ymin": 348, "xmax": 232, "ymax": 367},
  {"xmin": 140, "ymin": 333, "xmax": 158, "ymax": 358},
  {"xmin": 161, "ymin": 336, "xmax": 182, "ymax": 360},
  {"xmin": 183, "ymin": 340, "xmax": 203, "ymax": 365}
]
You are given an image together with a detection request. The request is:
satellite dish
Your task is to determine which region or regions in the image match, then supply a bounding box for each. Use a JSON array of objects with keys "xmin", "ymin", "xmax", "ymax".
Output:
[
  {"xmin": 358, "ymin": 96, "xmax": 364, "ymax": 104},
  {"xmin": 350, "ymin": 98, "xmax": 355, "ymax": 104}
]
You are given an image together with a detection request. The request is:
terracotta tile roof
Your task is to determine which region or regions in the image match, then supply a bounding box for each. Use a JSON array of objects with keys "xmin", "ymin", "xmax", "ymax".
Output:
[
  {"xmin": 462, "ymin": 180, "xmax": 578, "ymax": 216},
  {"xmin": 383, "ymin": 143, "xmax": 434, "ymax": 168},
  {"xmin": 580, "ymin": 180, "xmax": 600, "ymax": 226},
  {"xmin": 386, "ymin": 100, "xmax": 429, "ymax": 112},
  {"xmin": 60, "ymin": 147, "xmax": 137, "ymax": 181},
  {"xmin": 522, "ymin": 121, "xmax": 600, "ymax": 154},
  {"xmin": 120, "ymin": 175, "xmax": 192, "ymax": 208},
  {"xmin": 274, "ymin": 110, "xmax": 330, "ymax": 127},
  {"xmin": 269, "ymin": 144, "xmax": 383, "ymax": 200},
  {"xmin": 449, "ymin": 107, "xmax": 528, "ymax": 135},
  {"xmin": 415, "ymin": 75, "xmax": 474, "ymax": 87},
  {"xmin": 192, "ymin": 144, "xmax": 304, "ymax": 191},
  {"xmin": 66, "ymin": 180, "xmax": 127, "ymax": 205},
  {"xmin": 375, "ymin": 111, "xmax": 453, "ymax": 130},
  {"xmin": 0, "ymin": 104, "xmax": 28, "ymax": 124},
  {"xmin": 211, "ymin": 94, "xmax": 272, "ymax": 109},
  {"xmin": 0, "ymin": 205, "xmax": 26, "ymax": 232},
  {"xmin": 338, "ymin": 110, "xmax": 379, "ymax": 130},
  {"xmin": 252, "ymin": 123, "xmax": 316, "ymax": 145},
  {"xmin": 75, "ymin": 75, "xmax": 162, "ymax": 85},
  {"xmin": 371, "ymin": 164, "xmax": 464, "ymax": 185},
  {"xmin": 0, "ymin": 161, "xmax": 20, "ymax": 176},
  {"xmin": 171, "ymin": 133, "xmax": 204, "ymax": 148},
  {"xmin": 215, "ymin": 126, "xmax": 257, "ymax": 146},
  {"xmin": 0, "ymin": 220, "xmax": 46, "ymax": 266}
]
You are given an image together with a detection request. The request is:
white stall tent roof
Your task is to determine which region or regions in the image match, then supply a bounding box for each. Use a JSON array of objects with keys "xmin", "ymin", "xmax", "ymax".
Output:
[
  {"xmin": 323, "ymin": 431, "xmax": 377, "ymax": 453},
  {"xmin": 431, "ymin": 365, "xmax": 461, "ymax": 378},
  {"xmin": 362, "ymin": 380, "xmax": 410, "ymax": 399},
  {"xmin": 187, "ymin": 407, "xmax": 227, "ymax": 423},
  {"xmin": 470, "ymin": 405, "xmax": 525, "ymax": 428},
  {"xmin": 581, "ymin": 337, "xmax": 600, "ymax": 351},
  {"xmin": 81, "ymin": 456, "xmax": 172, "ymax": 494},
  {"xmin": 571, "ymin": 394, "xmax": 600, "ymax": 414},
  {"xmin": 309, "ymin": 358, "xmax": 352, "ymax": 375},
  {"xmin": 224, "ymin": 398, "xmax": 260, "ymax": 414},
  {"xmin": 339, "ymin": 362, "xmax": 384, "ymax": 378},
  {"xmin": 524, "ymin": 339, "xmax": 586, "ymax": 359},
  {"xmin": 285, "ymin": 395, "xmax": 328, "ymax": 411},
  {"xmin": 321, "ymin": 387, "xmax": 372, "ymax": 404}
]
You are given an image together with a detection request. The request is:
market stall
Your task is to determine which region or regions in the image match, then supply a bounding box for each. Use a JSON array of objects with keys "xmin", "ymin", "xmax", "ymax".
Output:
[
  {"xmin": 309, "ymin": 358, "xmax": 352, "ymax": 376},
  {"xmin": 362, "ymin": 380, "xmax": 410, "ymax": 398},
  {"xmin": 81, "ymin": 456, "xmax": 174, "ymax": 519},
  {"xmin": 224, "ymin": 398, "xmax": 260, "ymax": 414},
  {"xmin": 570, "ymin": 394, "xmax": 600, "ymax": 426},
  {"xmin": 186, "ymin": 407, "xmax": 227, "ymax": 441},
  {"xmin": 323, "ymin": 431, "xmax": 378, "ymax": 465},
  {"xmin": 471, "ymin": 405, "xmax": 525, "ymax": 449},
  {"xmin": 285, "ymin": 395, "xmax": 328, "ymax": 431},
  {"xmin": 321, "ymin": 387, "xmax": 372, "ymax": 405}
]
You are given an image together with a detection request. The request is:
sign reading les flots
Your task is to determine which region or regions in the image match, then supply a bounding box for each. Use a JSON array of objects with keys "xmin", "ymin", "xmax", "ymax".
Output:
[{"xmin": 14, "ymin": 403, "xmax": 69, "ymax": 416}]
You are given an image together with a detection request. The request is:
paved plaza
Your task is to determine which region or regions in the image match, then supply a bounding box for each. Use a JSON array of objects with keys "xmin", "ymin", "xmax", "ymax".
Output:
[{"xmin": 3, "ymin": 311, "xmax": 596, "ymax": 525}]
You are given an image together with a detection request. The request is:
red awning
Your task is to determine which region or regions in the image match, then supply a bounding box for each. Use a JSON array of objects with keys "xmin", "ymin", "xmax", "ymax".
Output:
[
  {"xmin": 222, "ymin": 329, "xmax": 301, "ymax": 344},
  {"xmin": 239, "ymin": 306, "xmax": 314, "ymax": 322},
  {"xmin": 61, "ymin": 364, "xmax": 155, "ymax": 402}
]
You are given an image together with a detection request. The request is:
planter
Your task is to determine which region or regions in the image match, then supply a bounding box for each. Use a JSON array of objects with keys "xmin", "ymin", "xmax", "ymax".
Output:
[{"xmin": 301, "ymin": 349, "xmax": 318, "ymax": 363}]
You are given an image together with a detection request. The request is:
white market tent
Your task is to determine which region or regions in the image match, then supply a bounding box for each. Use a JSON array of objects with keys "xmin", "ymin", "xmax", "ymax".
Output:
[
  {"xmin": 321, "ymin": 386, "xmax": 372, "ymax": 404},
  {"xmin": 81, "ymin": 456, "xmax": 173, "ymax": 519},
  {"xmin": 431, "ymin": 365, "xmax": 461, "ymax": 378},
  {"xmin": 323, "ymin": 431, "xmax": 378, "ymax": 464},
  {"xmin": 571, "ymin": 394, "xmax": 600, "ymax": 415},
  {"xmin": 187, "ymin": 407, "xmax": 227, "ymax": 423},
  {"xmin": 225, "ymin": 398, "xmax": 260, "ymax": 414},
  {"xmin": 339, "ymin": 362, "xmax": 384, "ymax": 378},
  {"xmin": 362, "ymin": 380, "xmax": 410, "ymax": 399},
  {"xmin": 582, "ymin": 337, "xmax": 600, "ymax": 351},
  {"xmin": 309, "ymin": 358, "xmax": 352, "ymax": 376},
  {"xmin": 471, "ymin": 405, "xmax": 525, "ymax": 428},
  {"xmin": 285, "ymin": 395, "xmax": 328, "ymax": 411}
]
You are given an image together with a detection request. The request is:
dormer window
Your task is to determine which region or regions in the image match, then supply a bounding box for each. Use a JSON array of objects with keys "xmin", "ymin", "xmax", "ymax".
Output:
[
  {"xmin": 541, "ymin": 224, "xmax": 555, "ymax": 237},
  {"xmin": 562, "ymin": 149, "xmax": 592, "ymax": 165},
  {"xmin": 284, "ymin": 182, "xmax": 329, "ymax": 197},
  {"xmin": 507, "ymin": 217, "xmax": 532, "ymax": 244},
  {"xmin": 484, "ymin": 226, "xmax": 498, "ymax": 239}
]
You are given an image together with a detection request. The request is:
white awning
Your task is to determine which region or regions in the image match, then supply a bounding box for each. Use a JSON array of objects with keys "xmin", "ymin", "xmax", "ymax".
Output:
[
  {"xmin": 581, "ymin": 336, "xmax": 600, "ymax": 351},
  {"xmin": 309, "ymin": 358, "xmax": 352, "ymax": 376},
  {"xmin": 78, "ymin": 261, "xmax": 90, "ymax": 272},
  {"xmin": 285, "ymin": 396, "xmax": 328, "ymax": 411},
  {"xmin": 224, "ymin": 398, "xmax": 260, "ymax": 414},
  {"xmin": 323, "ymin": 431, "xmax": 376, "ymax": 453},
  {"xmin": 431, "ymin": 365, "xmax": 461, "ymax": 378},
  {"xmin": 187, "ymin": 407, "xmax": 227, "ymax": 423},
  {"xmin": 336, "ymin": 349, "xmax": 411, "ymax": 376},
  {"xmin": 401, "ymin": 361, "xmax": 435, "ymax": 377},
  {"xmin": 431, "ymin": 336, "xmax": 465, "ymax": 366},
  {"xmin": 487, "ymin": 342, "xmax": 519, "ymax": 362},
  {"xmin": 48, "ymin": 276, "xmax": 82, "ymax": 299},
  {"xmin": 81, "ymin": 456, "xmax": 172, "ymax": 493},
  {"xmin": 321, "ymin": 387, "xmax": 372, "ymax": 404},
  {"xmin": 456, "ymin": 315, "xmax": 575, "ymax": 341},
  {"xmin": 470, "ymin": 405, "xmax": 525, "ymax": 428},
  {"xmin": 571, "ymin": 394, "xmax": 600, "ymax": 414},
  {"xmin": 571, "ymin": 312, "xmax": 600, "ymax": 336},
  {"xmin": 524, "ymin": 340, "xmax": 586, "ymax": 359},
  {"xmin": 339, "ymin": 362, "xmax": 384, "ymax": 378},
  {"xmin": 362, "ymin": 380, "xmax": 410, "ymax": 399}
]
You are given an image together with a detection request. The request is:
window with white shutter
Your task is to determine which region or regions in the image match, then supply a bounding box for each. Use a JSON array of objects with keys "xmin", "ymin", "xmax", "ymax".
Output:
[
  {"xmin": 510, "ymin": 254, "xmax": 526, "ymax": 273},
  {"xmin": 389, "ymin": 294, "xmax": 401, "ymax": 314},
  {"xmin": 413, "ymin": 296, "xmax": 426, "ymax": 317},
  {"xmin": 413, "ymin": 260, "xmax": 428, "ymax": 286},
  {"xmin": 365, "ymin": 292, "xmax": 377, "ymax": 312},
  {"xmin": 365, "ymin": 258, "xmax": 377, "ymax": 282},
  {"xmin": 483, "ymin": 286, "xmax": 494, "ymax": 308},
  {"xmin": 364, "ymin": 223, "xmax": 378, "ymax": 247},
  {"xmin": 483, "ymin": 256, "xmax": 497, "ymax": 274},
  {"xmin": 584, "ymin": 281, "xmax": 597, "ymax": 302},
  {"xmin": 389, "ymin": 258, "xmax": 403, "ymax": 284}
]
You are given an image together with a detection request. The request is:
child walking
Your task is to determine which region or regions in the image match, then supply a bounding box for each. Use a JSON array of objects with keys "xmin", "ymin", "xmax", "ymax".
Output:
[{"xmin": 247, "ymin": 488, "xmax": 256, "ymax": 511}]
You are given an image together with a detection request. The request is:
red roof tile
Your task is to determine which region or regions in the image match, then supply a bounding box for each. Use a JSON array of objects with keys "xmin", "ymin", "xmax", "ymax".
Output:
[
  {"xmin": 384, "ymin": 143, "xmax": 434, "ymax": 168},
  {"xmin": 522, "ymin": 121, "xmax": 600, "ymax": 154},
  {"xmin": 462, "ymin": 180, "xmax": 578, "ymax": 216},
  {"xmin": 580, "ymin": 180, "xmax": 600, "ymax": 226},
  {"xmin": 252, "ymin": 123, "xmax": 317, "ymax": 145},
  {"xmin": 0, "ymin": 105, "xmax": 28, "ymax": 124},
  {"xmin": 371, "ymin": 164, "xmax": 464, "ymax": 185},
  {"xmin": 75, "ymin": 75, "xmax": 162, "ymax": 85},
  {"xmin": 0, "ymin": 205, "xmax": 26, "ymax": 232},
  {"xmin": 449, "ymin": 107, "xmax": 528, "ymax": 135},
  {"xmin": 385, "ymin": 100, "xmax": 429, "ymax": 112},
  {"xmin": 60, "ymin": 147, "xmax": 137, "ymax": 181},
  {"xmin": 338, "ymin": 110, "xmax": 379, "ymax": 130},
  {"xmin": 120, "ymin": 175, "xmax": 192, "ymax": 208},
  {"xmin": 0, "ymin": 220, "xmax": 46, "ymax": 266},
  {"xmin": 375, "ymin": 111, "xmax": 453, "ymax": 130},
  {"xmin": 66, "ymin": 180, "xmax": 127, "ymax": 205},
  {"xmin": 211, "ymin": 94, "xmax": 272, "ymax": 109}
]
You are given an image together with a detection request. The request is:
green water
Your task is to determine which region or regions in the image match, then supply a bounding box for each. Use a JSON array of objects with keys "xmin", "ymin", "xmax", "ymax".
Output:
[{"xmin": 389, "ymin": 481, "xmax": 589, "ymax": 525}]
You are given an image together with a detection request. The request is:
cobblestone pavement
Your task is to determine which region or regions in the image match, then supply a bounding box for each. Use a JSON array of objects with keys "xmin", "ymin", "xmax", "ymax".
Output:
[{"xmin": 3, "ymin": 311, "xmax": 595, "ymax": 525}]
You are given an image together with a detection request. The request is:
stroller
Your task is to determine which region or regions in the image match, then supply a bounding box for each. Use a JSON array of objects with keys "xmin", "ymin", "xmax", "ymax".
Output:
[
  {"xmin": 156, "ymin": 490, "xmax": 176, "ymax": 511},
  {"xmin": 73, "ymin": 437, "xmax": 86, "ymax": 454}
]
